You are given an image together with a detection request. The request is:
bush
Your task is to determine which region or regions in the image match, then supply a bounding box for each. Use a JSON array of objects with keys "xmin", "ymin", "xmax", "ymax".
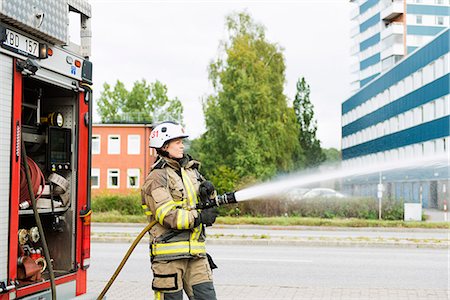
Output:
[
  {"xmin": 92, "ymin": 192, "xmax": 142, "ymax": 215},
  {"xmin": 229, "ymin": 197, "xmax": 405, "ymax": 220}
]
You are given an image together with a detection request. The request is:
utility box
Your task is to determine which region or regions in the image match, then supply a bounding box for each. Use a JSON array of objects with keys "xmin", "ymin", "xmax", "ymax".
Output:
[{"xmin": 404, "ymin": 203, "xmax": 422, "ymax": 221}]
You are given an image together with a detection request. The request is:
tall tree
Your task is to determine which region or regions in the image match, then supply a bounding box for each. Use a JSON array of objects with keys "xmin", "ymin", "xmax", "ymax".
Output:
[
  {"xmin": 293, "ymin": 77, "xmax": 325, "ymax": 168},
  {"xmin": 96, "ymin": 80, "xmax": 183, "ymax": 124},
  {"xmin": 200, "ymin": 12, "xmax": 299, "ymax": 184}
]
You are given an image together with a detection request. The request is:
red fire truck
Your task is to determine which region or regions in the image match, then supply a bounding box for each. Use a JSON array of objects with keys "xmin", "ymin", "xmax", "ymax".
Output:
[{"xmin": 0, "ymin": 1, "xmax": 93, "ymax": 299}]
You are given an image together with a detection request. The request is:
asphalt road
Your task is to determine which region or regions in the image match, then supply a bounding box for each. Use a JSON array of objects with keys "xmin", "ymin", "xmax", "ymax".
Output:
[{"xmin": 89, "ymin": 242, "xmax": 448, "ymax": 291}]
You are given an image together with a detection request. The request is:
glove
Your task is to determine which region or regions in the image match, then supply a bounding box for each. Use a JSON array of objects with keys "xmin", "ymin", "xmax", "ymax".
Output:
[
  {"xmin": 199, "ymin": 181, "xmax": 216, "ymax": 202},
  {"xmin": 194, "ymin": 207, "xmax": 218, "ymax": 227}
]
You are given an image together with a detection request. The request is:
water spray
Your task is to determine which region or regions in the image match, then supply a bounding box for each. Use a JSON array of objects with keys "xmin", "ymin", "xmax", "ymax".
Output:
[{"xmin": 230, "ymin": 154, "xmax": 449, "ymax": 203}]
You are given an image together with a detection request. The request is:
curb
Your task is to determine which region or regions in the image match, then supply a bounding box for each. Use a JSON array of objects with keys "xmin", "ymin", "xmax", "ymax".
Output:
[
  {"xmin": 90, "ymin": 235, "xmax": 448, "ymax": 249},
  {"xmin": 92, "ymin": 223, "xmax": 449, "ymax": 232}
]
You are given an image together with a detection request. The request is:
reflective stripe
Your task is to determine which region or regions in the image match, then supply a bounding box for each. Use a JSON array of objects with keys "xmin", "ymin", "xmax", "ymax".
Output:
[
  {"xmin": 176, "ymin": 210, "xmax": 189, "ymax": 230},
  {"xmin": 155, "ymin": 200, "xmax": 175, "ymax": 224},
  {"xmin": 151, "ymin": 241, "xmax": 206, "ymax": 256},
  {"xmin": 181, "ymin": 168, "xmax": 197, "ymax": 207},
  {"xmin": 191, "ymin": 224, "xmax": 201, "ymax": 241},
  {"xmin": 154, "ymin": 291, "xmax": 161, "ymax": 300},
  {"xmin": 141, "ymin": 204, "xmax": 152, "ymax": 216},
  {"xmin": 190, "ymin": 242, "xmax": 206, "ymax": 254}
]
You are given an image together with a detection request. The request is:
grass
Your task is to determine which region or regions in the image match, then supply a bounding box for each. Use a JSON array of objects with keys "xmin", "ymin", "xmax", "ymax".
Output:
[{"xmin": 92, "ymin": 211, "xmax": 449, "ymax": 229}]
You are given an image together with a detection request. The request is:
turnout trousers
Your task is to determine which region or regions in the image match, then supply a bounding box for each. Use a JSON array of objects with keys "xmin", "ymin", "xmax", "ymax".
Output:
[{"xmin": 151, "ymin": 257, "xmax": 216, "ymax": 300}]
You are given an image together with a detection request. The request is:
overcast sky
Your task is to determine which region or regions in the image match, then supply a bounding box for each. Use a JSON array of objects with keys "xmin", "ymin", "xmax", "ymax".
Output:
[{"xmin": 89, "ymin": 0, "xmax": 352, "ymax": 149}]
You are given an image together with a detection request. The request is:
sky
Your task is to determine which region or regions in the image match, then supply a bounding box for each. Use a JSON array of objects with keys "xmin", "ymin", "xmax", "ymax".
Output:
[{"xmin": 88, "ymin": 0, "xmax": 352, "ymax": 149}]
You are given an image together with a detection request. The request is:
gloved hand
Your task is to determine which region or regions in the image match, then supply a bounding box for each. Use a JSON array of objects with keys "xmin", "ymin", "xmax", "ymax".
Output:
[
  {"xmin": 199, "ymin": 181, "xmax": 216, "ymax": 202},
  {"xmin": 194, "ymin": 207, "xmax": 218, "ymax": 227}
]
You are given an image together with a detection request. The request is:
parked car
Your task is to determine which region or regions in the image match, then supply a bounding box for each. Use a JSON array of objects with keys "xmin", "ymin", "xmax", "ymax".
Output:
[
  {"xmin": 283, "ymin": 187, "xmax": 310, "ymax": 201},
  {"xmin": 302, "ymin": 188, "xmax": 346, "ymax": 199}
]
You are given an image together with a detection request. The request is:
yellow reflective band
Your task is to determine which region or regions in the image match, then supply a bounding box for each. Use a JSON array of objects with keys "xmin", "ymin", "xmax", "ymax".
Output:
[
  {"xmin": 141, "ymin": 204, "xmax": 153, "ymax": 216},
  {"xmin": 155, "ymin": 200, "xmax": 175, "ymax": 224},
  {"xmin": 190, "ymin": 224, "xmax": 202, "ymax": 241},
  {"xmin": 151, "ymin": 241, "xmax": 206, "ymax": 256},
  {"xmin": 155, "ymin": 291, "xmax": 161, "ymax": 300},
  {"xmin": 181, "ymin": 168, "xmax": 198, "ymax": 207},
  {"xmin": 190, "ymin": 241, "xmax": 206, "ymax": 254},
  {"xmin": 176, "ymin": 210, "xmax": 189, "ymax": 230},
  {"xmin": 152, "ymin": 241, "xmax": 189, "ymax": 255}
]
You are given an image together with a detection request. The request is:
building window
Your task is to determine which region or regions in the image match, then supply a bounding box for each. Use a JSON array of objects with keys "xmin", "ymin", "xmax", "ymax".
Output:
[
  {"xmin": 91, "ymin": 168, "xmax": 100, "ymax": 189},
  {"xmin": 127, "ymin": 169, "xmax": 140, "ymax": 188},
  {"xmin": 107, "ymin": 169, "xmax": 120, "ymax": 188},
  {"xmin": 127, "ymin": 135, "xmax": 141, "ymax": 155},
  {"xmin": 92, "ymin": 135, "xmax": 100, "ymax": 154},
  {"xmin": 416, "ymin": 15, "xmax": 422, "ymax": 24},
  {"xmin": 108, "ymin": 135, "xmax": 120, "ymax": 154},
  {"xmin": 435, "ymin": 0, "xmax": 444, "ymax": 4},
  {"xmin": 436, "ymin": 16, "xmax": 444, "ymax": 25}
]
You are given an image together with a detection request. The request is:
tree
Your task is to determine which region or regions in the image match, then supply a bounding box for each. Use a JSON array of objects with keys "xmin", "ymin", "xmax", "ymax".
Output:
[
  {"xmin": 96, "ymin": 80, "xmax": 183, "ymax": 124},
  {"xmin": 199, "ymin": 12, "xmax": 300, "ymax": 184},
  {"xmin": 323, "ymin": 148, "xmax": 341, "ymax": 163},
  {"xmin": 293, "ymin": 77, "xmax": 326, "ymax": 168}
]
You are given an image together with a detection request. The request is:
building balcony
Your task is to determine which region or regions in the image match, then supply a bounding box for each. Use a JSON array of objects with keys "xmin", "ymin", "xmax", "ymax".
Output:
[
  {"xmin": 381, "ymin": 0, "xmax": 403, "ymax": 22},
  {"xmin": 380, "ymin": 43, "xmax": 404, "ymax": 60},
  {"xmin": 381, "ymin": 22, "xmax": 403, "ymax": 40}
]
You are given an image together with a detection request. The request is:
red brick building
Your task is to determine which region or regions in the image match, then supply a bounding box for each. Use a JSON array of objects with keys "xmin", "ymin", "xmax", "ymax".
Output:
[{"xmin": 91, "ymin": 124, "xmax": 156, "ymax": 195}]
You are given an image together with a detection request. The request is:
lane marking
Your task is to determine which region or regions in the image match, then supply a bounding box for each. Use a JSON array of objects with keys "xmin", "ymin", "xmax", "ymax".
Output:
[{"xmin": 214, "ymin": 257, "xmax": 313, "ymax": 263}]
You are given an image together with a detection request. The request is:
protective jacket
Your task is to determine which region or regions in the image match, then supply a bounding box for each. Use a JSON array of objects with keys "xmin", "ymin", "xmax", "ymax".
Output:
[{"xmin": 141, "ymin": 155, "xmax": 207, "ymax": 261}]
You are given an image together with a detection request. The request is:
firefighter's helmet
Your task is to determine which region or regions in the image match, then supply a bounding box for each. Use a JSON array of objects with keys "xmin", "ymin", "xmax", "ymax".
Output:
[{"xmin": 149, "ymin": 122, "xmax": 188, "ymax": 149}]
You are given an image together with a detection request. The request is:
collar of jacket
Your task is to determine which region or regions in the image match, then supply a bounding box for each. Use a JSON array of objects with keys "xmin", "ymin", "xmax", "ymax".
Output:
[{"xmin": 152, "ymin": 155, "xmax": 201, "ymax": 171}]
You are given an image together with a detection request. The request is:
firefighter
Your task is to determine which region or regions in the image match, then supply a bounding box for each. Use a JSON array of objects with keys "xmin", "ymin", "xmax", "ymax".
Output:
[{"xmin": 141, "ymin": 121, "xmax": 219, "ymax": 300}]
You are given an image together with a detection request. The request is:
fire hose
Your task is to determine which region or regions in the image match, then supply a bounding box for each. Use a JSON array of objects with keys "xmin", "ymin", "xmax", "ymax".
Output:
[
  {"xmin": 19, "ymin": 156, "xmax": 45, "ymax": 209},
  {"xmin": 97, "ymin": 183, "xmax": 237, "ymax": 299},
  {"xmin": 21, "ymin": 140, "xmax": 56, "ymax": 300}
]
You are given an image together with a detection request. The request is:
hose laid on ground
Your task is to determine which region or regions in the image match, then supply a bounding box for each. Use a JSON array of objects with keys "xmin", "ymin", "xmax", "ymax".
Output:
[
  {"xmin": 97, "ymin": 220, "xmax": 157, "ymax": 300},
  {"xmin": 22, "ymin": 141, "xmax": 56, "ymax": 300}
]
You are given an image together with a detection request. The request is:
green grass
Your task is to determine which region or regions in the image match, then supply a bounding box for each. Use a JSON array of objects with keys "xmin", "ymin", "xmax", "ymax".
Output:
[{"xmin": 92, "ymin": 212, "xmax": 449, "ymax": 229}]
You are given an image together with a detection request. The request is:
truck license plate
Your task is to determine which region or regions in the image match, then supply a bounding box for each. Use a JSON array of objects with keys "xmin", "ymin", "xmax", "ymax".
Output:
[{"xmin": 3, "ymin": 28, "xmax": 39, "ymax": 57}]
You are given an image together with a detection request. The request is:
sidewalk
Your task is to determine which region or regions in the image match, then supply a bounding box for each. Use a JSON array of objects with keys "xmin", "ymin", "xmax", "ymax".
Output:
[
  {"xmin": 91, "ymin": 222, "xmax": 449, "ymax": 249},
  {"xmin": 424, "ymin": 208, "xmax": 449, "ymax": 222},
  {"xmin": 88, "ymin": 280, "xmax": 449, "ymax": 300}
]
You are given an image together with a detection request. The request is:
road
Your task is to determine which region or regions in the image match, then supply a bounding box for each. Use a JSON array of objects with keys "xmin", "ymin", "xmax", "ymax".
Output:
[{"xmin": 88, "ymin": 241, "xmax": 449, "ymax": 299}]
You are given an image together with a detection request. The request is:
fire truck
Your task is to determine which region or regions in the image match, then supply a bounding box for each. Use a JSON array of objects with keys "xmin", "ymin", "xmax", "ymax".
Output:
[{"xmin": 0, "ymin": 0, "xmax": 93, "ymax": 299}]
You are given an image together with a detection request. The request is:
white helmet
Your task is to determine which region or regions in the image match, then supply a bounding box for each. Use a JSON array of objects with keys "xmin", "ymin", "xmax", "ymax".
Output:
[{"xmin": 149, "ymin": 122, "xmax": 189, "ymax": 149}]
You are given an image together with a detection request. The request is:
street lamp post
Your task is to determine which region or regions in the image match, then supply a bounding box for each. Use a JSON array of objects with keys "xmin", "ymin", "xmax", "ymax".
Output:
[{"xmin": 377, "ymin": 172, "xmax": 383, "ymax": 220}]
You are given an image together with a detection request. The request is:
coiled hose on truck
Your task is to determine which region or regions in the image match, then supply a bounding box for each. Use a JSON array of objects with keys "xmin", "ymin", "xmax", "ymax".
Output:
[
  {"xmin": 21, "ymin": 140, "xmax": 56, "ymax": 300},
  {"xmin": 20, "ymin": 156, "xmax": 45, "ymax": 207}
]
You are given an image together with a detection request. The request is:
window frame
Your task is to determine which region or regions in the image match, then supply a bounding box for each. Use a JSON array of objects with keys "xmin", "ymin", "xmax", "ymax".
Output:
[
  {"xmin": 416, "ymin": 15, "xmax": 422, "ymax": 25},
  {"xmin": 92, "ymin": 135, "xmax": 101, "ymax": 155},
  {"xmin": 127, "ymin": 168, "xmax": 140, "ymax": 188},
  {"xmin": 127, "ymin": 135, "xmax": 141, "ymax": 155},
  {"xmin": 108, "ymin": 134, "xmax": 121, "ymax": 155},
  {"xmin": 91, "ymin": 168, "xmax": 100, "ymax": 189},
  {"xmin": 107, "ymin": 169, "xmax": 120, "ymax": 189}
]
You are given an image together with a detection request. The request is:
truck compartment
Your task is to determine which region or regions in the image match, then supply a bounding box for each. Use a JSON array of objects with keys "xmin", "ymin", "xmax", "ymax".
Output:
[{"xmin": 18, "ymin": 77, "xmax": 78, "ymax": 287}]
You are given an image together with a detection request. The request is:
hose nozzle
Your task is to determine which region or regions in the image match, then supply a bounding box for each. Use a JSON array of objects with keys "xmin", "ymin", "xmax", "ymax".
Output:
[
  {"xmin": 216, "ymin": 192, "xmax": 237, "ymax": 206},
  {"xmin": 196, "ymin": 191, "xmax": 237, "ymax": 209}
]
